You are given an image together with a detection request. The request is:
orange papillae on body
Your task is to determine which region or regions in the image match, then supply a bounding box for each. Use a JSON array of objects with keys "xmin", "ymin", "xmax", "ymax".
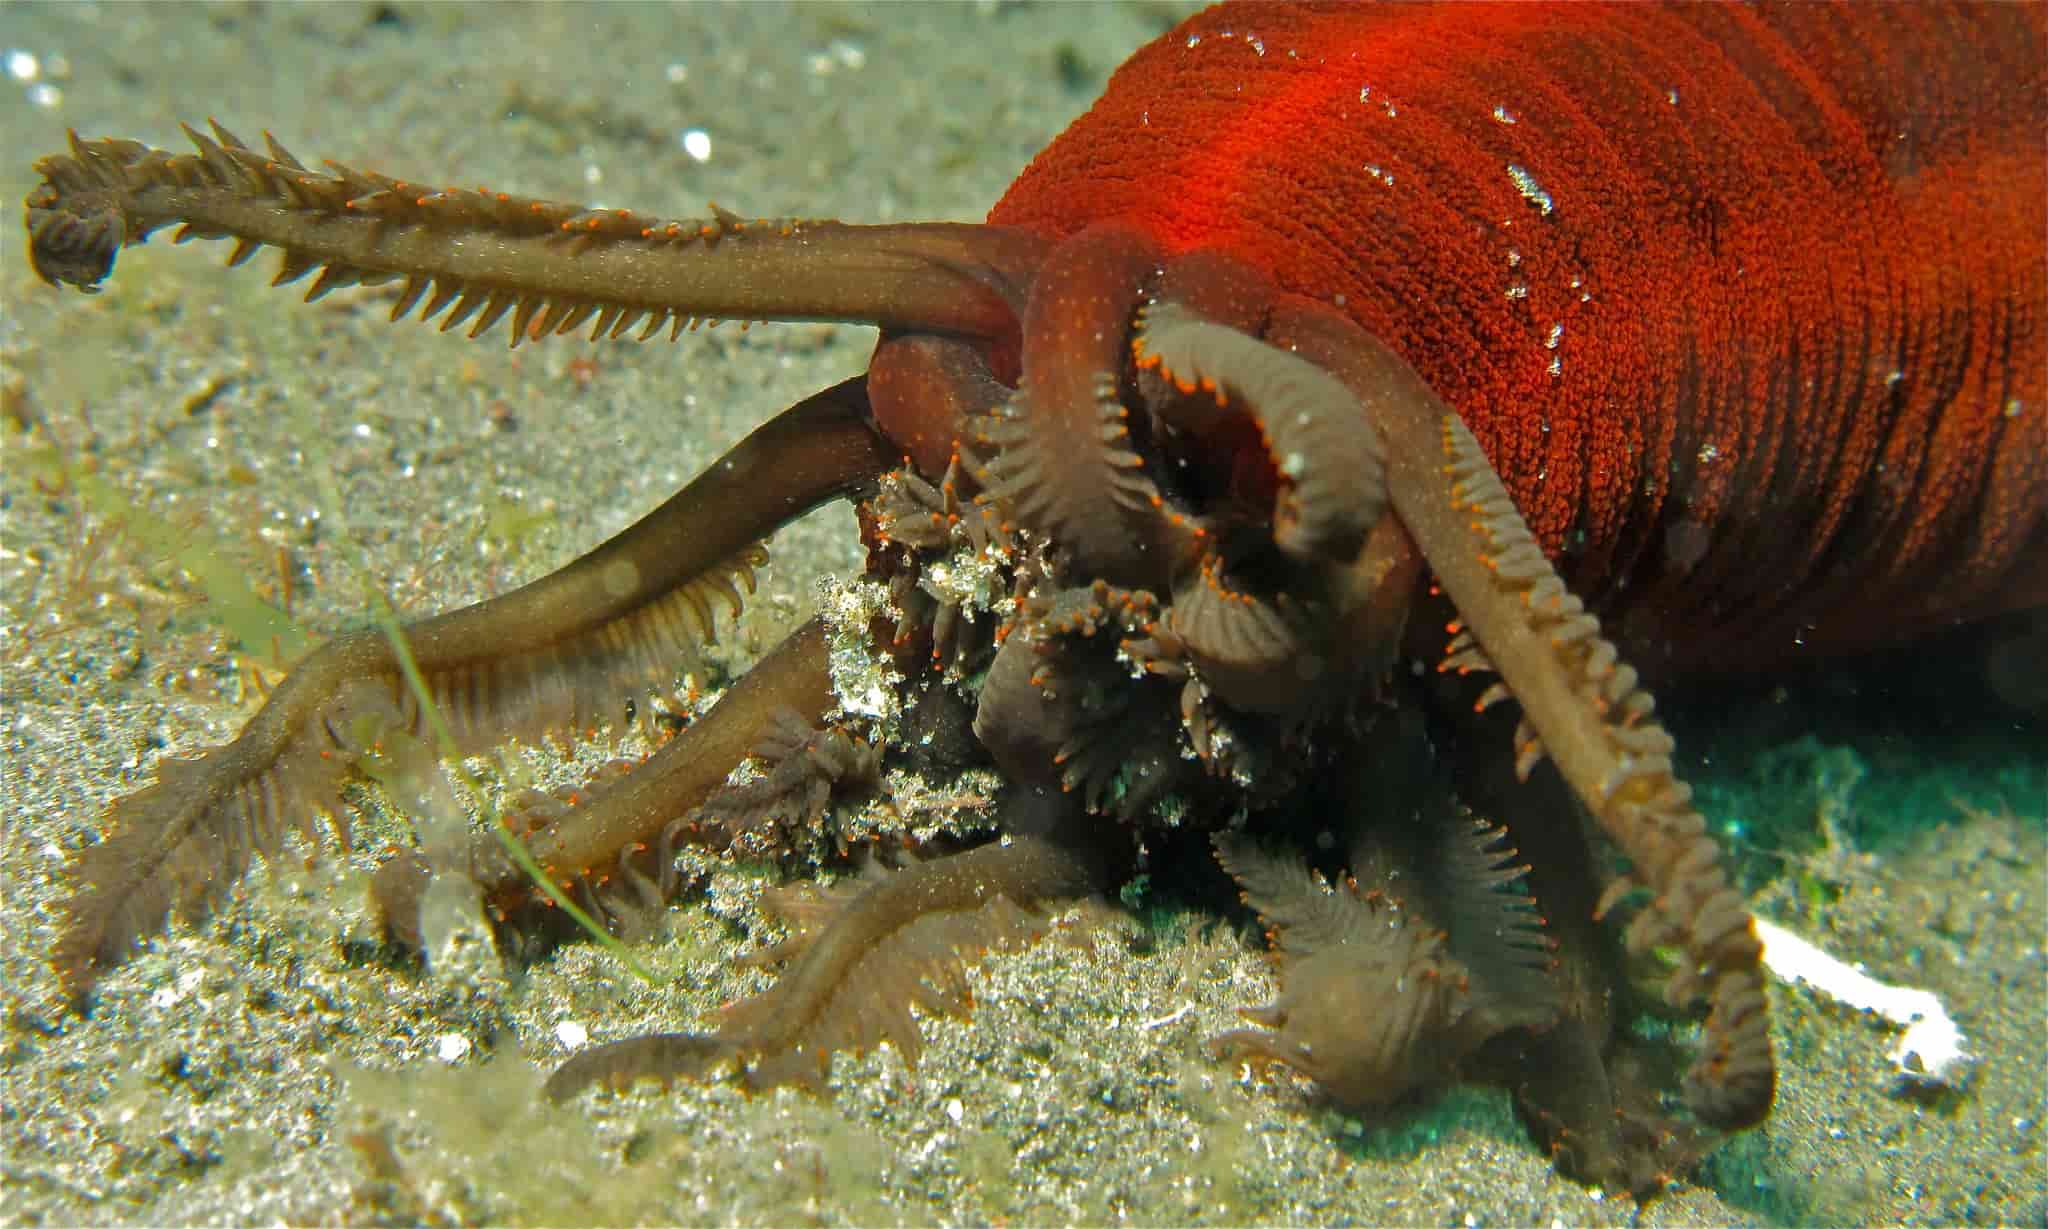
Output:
[{"xmin": 993, "ymin": 2, "xmax": 2046, "ymax": 666}]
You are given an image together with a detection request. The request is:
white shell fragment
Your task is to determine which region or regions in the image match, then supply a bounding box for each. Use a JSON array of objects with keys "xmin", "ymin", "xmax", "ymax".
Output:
[{"xmin": 1755, "ymin": 917, "xmax": 1971, "ymax": 1087}]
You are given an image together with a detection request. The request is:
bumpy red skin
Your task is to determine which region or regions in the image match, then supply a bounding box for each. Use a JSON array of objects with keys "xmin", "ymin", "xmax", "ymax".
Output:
[{"xmin": 990, "ymin": 2, "xmax": 2047, "ymax": 671}]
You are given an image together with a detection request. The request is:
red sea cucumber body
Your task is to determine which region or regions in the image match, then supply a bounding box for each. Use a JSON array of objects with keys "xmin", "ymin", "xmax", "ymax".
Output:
[{"xmin": 992, "ymin": 3, "xmax": 2047, "ymax": 669}]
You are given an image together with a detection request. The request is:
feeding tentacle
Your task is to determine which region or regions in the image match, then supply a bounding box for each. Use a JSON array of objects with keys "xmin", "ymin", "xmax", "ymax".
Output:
[
  {"xmin": 967, "ymin": 224, "xmax": 1174, "ymax": 588},
  {"xmin": 1271, "ymin": 297, "xmax": 1773, "ymax": 1131},
  {"xmin": 27, "ymin": 123, "xmax": 1049, "ymax": 342},
  {"xmin": 1133, "ymin": 299, "xmax": 1386, "ymax": 566},
  {"xmin": 544, "ymin": 790, "xmax": 1120, "ymax": 1101},
  {"xmin": 55, "ymin": 382, "xmax": 893, "ymax": 1003}
]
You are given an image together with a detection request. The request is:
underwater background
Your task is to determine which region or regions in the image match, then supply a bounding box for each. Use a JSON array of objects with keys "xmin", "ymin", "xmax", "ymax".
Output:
[{"xmin": 1, "ymin": 4, "xmax": 2040, "ymax": 1225}]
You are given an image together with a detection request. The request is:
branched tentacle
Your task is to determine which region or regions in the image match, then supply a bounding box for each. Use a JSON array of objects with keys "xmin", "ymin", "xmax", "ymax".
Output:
[
  {"xmin": 697, "ymin": 709, "xmax": 883, "ymax": 860},
  {"xmin": 973, "ymin": 580, "xmax": 1174, "ymax": 814},
  {"xmin": 1437, "ymin": 418, "xmax": 1772, "ymax": 1126},
  {"xmin": 870, "ymin": 461, "xmax": 1013, "ymax": 678},
  {"xmin": 1212, "ymin": 815, "xmax": 1560, "ymax": 1111},
  {"xmin": 966, "ymin": 225, "xmax": 1179, "ymax": 588},
  {"xmin": 1132, "ymin": 299, "xmax": 1386, "ymax": 565},
  {"xmin": 1164, "ymin": 554, "xmax": 1308, "ymax": 716},
  {"xmin": 55, "ymin": 384, "xmax": 890, "ymax": 1002},
  {"xmin": 27, "ymin": 123, "xmax": 1048, "ymax": 340},
  {"xmin": 1426, "ymin": 815, "xmax": 1559, "ymax": 1014},
  {"xmin": 1270, "ymin": 298, "xmax": 1773, "ymax": 1130},
  {"xmin": 545, "ymin": 795, "xmax": 1119, "ymax": 1102},
  {"xmin": 1209, "ymin": 832, "xmax": 1468, "ymax": 1108},
  {"xmin": 475, "ymin": 617, "xmax": 841, "ymax": 924}
]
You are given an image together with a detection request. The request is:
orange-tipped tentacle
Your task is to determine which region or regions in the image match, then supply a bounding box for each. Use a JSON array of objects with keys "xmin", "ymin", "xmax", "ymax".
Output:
[
  {"xmin": 1132, "ymin": 298, "xmax": 1386, "ymax": 565},
  {"xmin": 968, "ymin": 223, "xmax": 1170, "ymax": 588},
  {"xmin": 1271, "ymin": 297, "xmax": 1773, "ymax": 1131}
]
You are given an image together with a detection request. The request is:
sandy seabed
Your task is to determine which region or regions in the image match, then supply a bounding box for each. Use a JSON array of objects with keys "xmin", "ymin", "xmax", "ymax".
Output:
[{"xmin": 2, "ymin": 4, "xmax": 2041, "ymax": 1226}]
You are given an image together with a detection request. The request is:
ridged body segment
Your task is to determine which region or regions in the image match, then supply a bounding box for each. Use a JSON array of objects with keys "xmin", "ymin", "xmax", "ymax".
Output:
[{"xmin": 991, "ymin": 2, "xmax": 2046, "ymax": 665}]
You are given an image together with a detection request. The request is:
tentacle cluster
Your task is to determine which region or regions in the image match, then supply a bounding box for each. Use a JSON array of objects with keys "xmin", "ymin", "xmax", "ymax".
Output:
[
  {"xmin": 695, "ymin": 709, "xmax": 883, "ymax": 860},
  {"xmin": 869, "ymin": 461, "xmax": 1014, "ymax": 679},
  {"xmin": 32, "ymin": 121, "xmax": 1775, "ymax": 1198}
]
